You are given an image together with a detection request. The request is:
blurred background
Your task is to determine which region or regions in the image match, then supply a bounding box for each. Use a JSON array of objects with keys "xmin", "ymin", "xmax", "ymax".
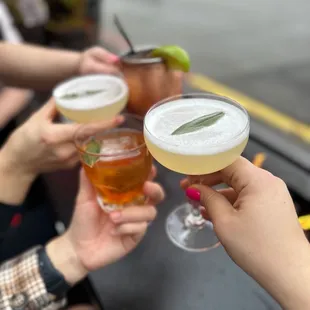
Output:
[
  {"xmin": 0, "ymin": 1, "xmax": 309, "ymax": 309},
  {"xmin": 1, "ymin": 0, "xmax": 309, "ymax": 237}
]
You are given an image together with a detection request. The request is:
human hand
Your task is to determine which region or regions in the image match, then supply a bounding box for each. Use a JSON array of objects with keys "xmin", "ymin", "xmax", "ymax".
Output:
[
  {"xmin": 183, "ymin": 157, "xmax": 310, "ymax": 309},
  {"xmin": 78, "ymin": 47, "xmax": 120, "ymax": 75},
  {"xmin": 2, "ymin": 98, "xmax": 123, "ymax": 178},
  {"xmin": 48, "ymin": 167, "xmax": 164, "ymax": 284}
]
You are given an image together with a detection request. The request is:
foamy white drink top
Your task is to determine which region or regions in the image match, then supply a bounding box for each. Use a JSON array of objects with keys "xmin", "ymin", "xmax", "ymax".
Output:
[
  {"xmin": 53, "ymin": 74, "xmax": 128, "ymax": 110},
  {"xmin": 144, "ymin": 97, "xmax": 249, "ymax": 155}
]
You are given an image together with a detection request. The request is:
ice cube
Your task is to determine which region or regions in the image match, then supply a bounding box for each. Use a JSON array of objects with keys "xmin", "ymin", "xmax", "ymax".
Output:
[{"xmin": 100, "ymin": 136, "xmax": 141, "ymax": 161}]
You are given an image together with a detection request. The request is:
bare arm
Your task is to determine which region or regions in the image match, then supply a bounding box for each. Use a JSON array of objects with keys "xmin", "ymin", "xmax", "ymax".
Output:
[
  {"xmin": 0, "ymin": 43, "xmax": 81, "ymax": 90},
  {"xmin": 0, "ymin": 145, "xmax": 35, "ymax": 205},
  {"xmin": 0, "ymin": 87, "xmax": 33, "ymax": 128}
]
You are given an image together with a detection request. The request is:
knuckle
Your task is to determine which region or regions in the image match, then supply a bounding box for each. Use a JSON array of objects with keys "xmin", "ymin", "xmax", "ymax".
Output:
[
  {"xmin": 152, "ymin": 182, "xmax": 165, "ymax": 202},
  {"xmin": 41, "ymin": 129, "xmax": 55, "ymax": 145},
  {"xmin": 56, "ymin": 149, "xmax": 76, "ymax": 161},
  {"xmin": 201, "ymin": 190, "xmax": 219, "ymax": 206},
  {"xmin": 273, "ymin": 176, "xmax": 287, "ymax": 189},
  {"xmin": 255, "ymin": 169, "xmax": 275, "ymax": 184},
  {"xmin": 261, "ymin": 169, "xmax": 285, "ymax": 185},
  {"xmin": 140, "ymin": 222, "xmax": 148, "ymax": 232},
  {"xmin": 260, "ymin": 169, "xmax": 274, "ymax": 178},
  {"xmin": 148, "ymin": 206, "xmax": 157, "ymax": 219}
]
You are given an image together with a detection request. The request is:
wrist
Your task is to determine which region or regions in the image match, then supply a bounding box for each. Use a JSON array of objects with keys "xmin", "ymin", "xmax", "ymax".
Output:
[
  {"xmin": 74, "ymin": 52, "xmax": 83, "ymax": 76},
  {"xmin": 0, "ymin": 147, "xmax": 36, "ymax": 204},
  {"xmin": 258, "ymin": 242, "xmax": 310, "ymax": 310},
  {"xmin": 46, "ymin": 234, "xmax": 88, "ymax": 286}
]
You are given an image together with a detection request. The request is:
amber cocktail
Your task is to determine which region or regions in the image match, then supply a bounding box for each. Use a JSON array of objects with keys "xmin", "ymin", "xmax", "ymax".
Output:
[{"xmin": 75, "ymin": 114, "xmax": 152, "ymax": 212}]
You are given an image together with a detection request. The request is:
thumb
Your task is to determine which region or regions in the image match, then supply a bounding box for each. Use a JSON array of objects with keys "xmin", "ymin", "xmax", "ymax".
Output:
[
  {"xmin": 76, "ymin": 169, "xmax": 97, "ymax": 206},
  {"xmin": 187, "ymin": 185, "xmax": 233, "ymax": 222}
]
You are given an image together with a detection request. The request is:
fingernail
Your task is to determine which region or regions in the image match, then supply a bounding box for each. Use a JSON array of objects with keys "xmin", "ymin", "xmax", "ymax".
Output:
[
  {"xmin": 186, "ymin": 187, "xmax": 201, "ymax": 201},
  {"xmin": 109, "ymin": 55, "xmax": 120, "ymax": 63},
  {"xmin": 110, "ymin": 212, "xmax": 121, "ymax": 222}
]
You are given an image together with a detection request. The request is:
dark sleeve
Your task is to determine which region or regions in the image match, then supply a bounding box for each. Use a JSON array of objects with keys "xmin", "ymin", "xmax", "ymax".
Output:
[{"xmin": 0, "ymin": 202, "xmax": 23, "ymax": 242}]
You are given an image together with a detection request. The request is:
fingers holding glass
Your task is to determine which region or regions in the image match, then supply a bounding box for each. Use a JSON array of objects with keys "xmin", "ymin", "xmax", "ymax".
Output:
[
  {"xmin": 75, "ymin": 114, "xmax": 152, "ymax": 213},
  {"xmin": 144, "ymin": 93, "xmax": 250, "ymax": 252}
]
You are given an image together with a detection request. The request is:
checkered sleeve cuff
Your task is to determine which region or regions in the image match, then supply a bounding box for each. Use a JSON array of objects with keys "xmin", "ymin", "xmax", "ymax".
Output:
[{"xmin": 0, "ymin": 246, "xmax": 66, "ymax": 310}]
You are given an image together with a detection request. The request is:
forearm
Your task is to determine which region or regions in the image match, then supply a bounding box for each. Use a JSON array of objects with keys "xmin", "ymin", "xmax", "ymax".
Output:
[
  {"xmin": 255, "ymin": 243, "xmax": 310, "ymax": 309},
  {"xmin": 0, "ymin": 146, "xmax": 35, "ymax": 204},
  {"xmin": 0, "ymin": 87, "xmax": 33, "ymax": 128},
  {"xmin": 0, "ymin": 43, "xmax": 81, "ymax": 90}
]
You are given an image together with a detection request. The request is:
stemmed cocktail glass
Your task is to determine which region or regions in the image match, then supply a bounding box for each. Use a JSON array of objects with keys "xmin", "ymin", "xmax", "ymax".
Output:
[{"xmin": 144, "ymin": 93, "xmax": 250, "ymax": 252}]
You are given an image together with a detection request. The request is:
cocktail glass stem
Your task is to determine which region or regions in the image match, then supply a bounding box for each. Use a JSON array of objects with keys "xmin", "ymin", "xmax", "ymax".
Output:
[{"xmin": 165, "ymin": 173, "xmax": 220, "ymax": 252}]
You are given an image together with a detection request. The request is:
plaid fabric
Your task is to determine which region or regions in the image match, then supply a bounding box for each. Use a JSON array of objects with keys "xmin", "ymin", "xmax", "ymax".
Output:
[{"xmin": 0, "ymin": 246, "xmax": 66, "ymax": 310}]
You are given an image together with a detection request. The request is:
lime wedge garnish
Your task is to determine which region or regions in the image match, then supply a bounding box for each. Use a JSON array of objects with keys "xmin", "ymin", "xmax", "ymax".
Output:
[{"xmin": 151, "ymin": 45, "xmax": 190, "ymax": 72}]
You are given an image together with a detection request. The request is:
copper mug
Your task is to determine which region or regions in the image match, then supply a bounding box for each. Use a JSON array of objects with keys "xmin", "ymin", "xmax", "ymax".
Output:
[{"xmin": 121, "ymin": 45, "xmax": 183, "ymax": 116}]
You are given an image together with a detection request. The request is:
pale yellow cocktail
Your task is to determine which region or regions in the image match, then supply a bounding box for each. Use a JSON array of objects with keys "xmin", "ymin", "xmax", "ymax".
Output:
[
  {"xmin": 53, "ymin": 74, "xmax": 128, "ymax": 123},
  {"xmin": 144, "ymin": 93, "xmax": 250, "ymax": 252},
  {"xmin": 144, "ymin": 95, "xmax": 249, "ymax": 175}
]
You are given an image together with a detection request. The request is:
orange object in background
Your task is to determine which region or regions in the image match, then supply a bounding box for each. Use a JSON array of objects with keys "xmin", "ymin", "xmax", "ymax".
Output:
[{"xmin": 252, "ymin": 152, "xmax": 267, "ymax": 168}]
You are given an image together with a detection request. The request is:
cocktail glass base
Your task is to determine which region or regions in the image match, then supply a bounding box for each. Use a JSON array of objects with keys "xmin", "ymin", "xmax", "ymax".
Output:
[
  {"xmin": 97, "ymin": 196, "xmax": 122, "ymax": 213},
  {"xmin": 166, "ymin": 203, "xmax": 221, "ymax": 252},
  {"xmin": 96, "ymin": 194, "xmax": 146, "ymax": 213}
]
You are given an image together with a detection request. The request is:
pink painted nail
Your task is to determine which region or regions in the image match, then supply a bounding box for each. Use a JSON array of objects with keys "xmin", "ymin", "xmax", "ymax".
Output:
[
  {"xmin": 186, "ymin": 188, "xmax": 201, "ymax": 201},
  {"xmin": 110, "ymin": 54, "xmax": 120, "ymax": 63}
]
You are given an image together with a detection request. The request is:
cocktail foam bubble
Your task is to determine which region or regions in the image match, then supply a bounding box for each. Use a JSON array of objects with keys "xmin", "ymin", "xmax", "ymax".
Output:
[
  {"xmin": 53, "ymin": 74, "xmax": 128, "ymax": 111},
  {"xmin": 144, "ymin": 97, "xmax": 249, "ymax": 155}
]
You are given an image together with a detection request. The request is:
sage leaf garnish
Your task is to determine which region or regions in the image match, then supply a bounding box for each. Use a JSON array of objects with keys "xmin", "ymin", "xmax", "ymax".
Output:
[
  {"xmin": 60, "ymin": 89, "xmax": 105, "ymax": 100},
  {"xmin": 171, "ymin": 111, "xmax": 225, "ymax": 135},
  {"xmin": 83, "ymin": 139, "xmax": 101, "ymax": 167}
]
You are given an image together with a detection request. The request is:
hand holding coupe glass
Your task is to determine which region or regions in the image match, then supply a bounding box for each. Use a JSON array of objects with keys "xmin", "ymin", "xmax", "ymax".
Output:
[{"xmin": 144, "ymin": 93, "xmax": 249, "ymax": 251}]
